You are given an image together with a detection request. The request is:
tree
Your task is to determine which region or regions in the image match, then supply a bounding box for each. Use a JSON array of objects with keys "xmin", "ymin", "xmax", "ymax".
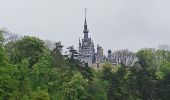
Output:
[
  {"xmin": 158, "ymin": 44, "xmax": 170, "ymax": 51},
  {"xmin": 51, "ymin": 41, "xmax": 65, "ymax": 69},
  {"xmin": 66, "ymin": 46, "xmax": 78, "ymax": 60},
  {"xmin": 31, "ymin": 89, "xmax": 50, "ymax": 100},
  {"xmin": 155, "ymin": 61, "xmax": 170, "ymax": 100},
  {"xmin": 14, "ymin": 59, "xmax": 32, "ymax": 99},
  {"xmin": 159, "ymin": 73, "xmax": 170, "ymax": 100},
  {"xmin": 78, "ymin": 66, "xmax": 94, "ymax": 83},
  {"xmin": 30, "ymin": 57, "xmax": 51, "ymax": 90},
  {"xmin": 9, "ymin": 36, "xmax": 47, "ymax": 67},
  {"xmin": 101, "ymin": 62, "xmax": 113, "ymax": 82},
  {"xmin": 135, "ymin": 48, "xmax": 160, "ymax": 100},
  {"xmin": 0, "ymin": 65, "xmax": 18, "ymax": 99},
  {"xmin": 0, "ymin": 30, "xmax": 8, "ymax": 67},
  {"xmin": 107, "ymin": 65, "xmax": 130, "ymax": 100},
  {"xmin": 0, "ymin": 29, "xmax": 4, "ymax": 44},
  {"xmin": 112, "ymin": 49, "xmax": 136, "ymax": 66},
  {"xmin": 59, "ymin": 73, "xmax": 88, "ymax": 100},
  {"xmin": 0, "ymin": 43, "xmax": 8, "ymax": 67},
  {"xmin": 136, "ymin": 48, "xmax": 156, "ymax": 67},
  {"xmin": 44, "ymin": 40, "xmax": 55, "ymax": 50},
  {"xmin": 4, "ymin": 41, "xmax": 16, "ymax": 64},
  {"xmin": 86, "ymin": 69, "xmax": 107, "ymax": 100},
  {"xmin": 0, "ymin": 28, "xmax": 21, "ymax": 44}
]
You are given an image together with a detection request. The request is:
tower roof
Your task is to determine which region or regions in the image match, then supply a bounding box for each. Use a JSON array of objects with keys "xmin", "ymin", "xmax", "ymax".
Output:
[
  {"xmin": 79, "ymin": 38, "xmax": 81, "ymax": 46},
  {"xmin": 84, "ymin": 8, "xmax": 87, "ymax": 25},
  {"xmin": 84, "ymin": 17, "xmax": 87, "ymax": 25},
  {"xmin": 83, "ymin": 8, "xmax": 89, "ymax": 35}
]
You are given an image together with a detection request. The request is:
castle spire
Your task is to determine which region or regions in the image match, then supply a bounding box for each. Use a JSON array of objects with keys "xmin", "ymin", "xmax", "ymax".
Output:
[
  {"xmin": 83, "ymin": 8, "xmax": 89, "ymax": 38},
  {"xmin": 79, "ymin": 38, "xmax": 81, "ymax": 46},
  {"xmin": 84, "ymin": 8, "xmax": 87, "ymax": 25}
]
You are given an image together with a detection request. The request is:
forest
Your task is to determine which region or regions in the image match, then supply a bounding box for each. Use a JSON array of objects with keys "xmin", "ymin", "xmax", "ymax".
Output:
[{"xmin": 0, "ymin": 29, "xmax": 170, "ymax": 100}]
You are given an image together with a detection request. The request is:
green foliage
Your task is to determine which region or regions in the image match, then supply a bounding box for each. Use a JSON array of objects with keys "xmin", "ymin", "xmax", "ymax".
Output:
[
  {"xmin": 4, "ymin": 41, "xmax": 16, "ymax": 63},
  {"xmin": 136, "ymin": 48, "xmax": 156, "ymax": 67},
  {"xmin": 10, "ymin": 36, "xmax": 47, "ymax": 66},
  {"xmin": 86, "ymin": 70, "xmax": 108, "ymax": 100},
  {"xmin": 16, "ymin": 60, "xmax": 32, "ymax": 98},
  {"xmin": 0, "ymin": 29, "xmax": 6, "ymax": 45},
  {"xmin": 156, "ymin": 61, "xmax": 170, "ymax": 79},
  {"xmin": 0, "ymin": 66, "xmax": 18, "ymax": 99},
  {"xmin": 0, "ymin": 45, "xmax": 8, "ymax": 67},
  {"xmin": 101, "ymin": 62, "xmax": 113, "ymax": 82},
  {"xmin": 51, "ymin": 42, "xmax": 63, "ymax": 66},
  {"xmin": 59, "ymin": 73, "xmax": 88, "ymax": 100},
  {"xmin": 1, "ymin": 34, "xmax": 170, "ymax": 100},
  {"xmin": 0, "ymin": 31, "xmax": 8, "ymax": 67},
  {"xmin": 31, "ymin": 57, "xmax": 51, "ymax": 90},
  {"xmin": 77, "ymin": 65, "xmax": 94, "ymax": 83},
  {"xmin": 31, "ymin": 89, "xmax": 50, "ymax": 100},
  {"xmin": 0, "ymin": 30, "xmax": 4, "ymax": 44}
]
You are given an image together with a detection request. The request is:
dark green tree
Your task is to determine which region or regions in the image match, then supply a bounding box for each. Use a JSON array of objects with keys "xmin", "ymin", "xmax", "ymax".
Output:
[
  {"xmin": 11, "ymin": 36, "xmax": 47, "ymax": 67},
  {"xmin": 59, "ymin": 73, "xmax": 88, "ymax": 100},
  {"xmin": 31, "ymin": 89, "xmax": 50, "ymax": 100},
  {"xmin": 51, "ymin": 41, "xmax": 65, "ymax": 69}
]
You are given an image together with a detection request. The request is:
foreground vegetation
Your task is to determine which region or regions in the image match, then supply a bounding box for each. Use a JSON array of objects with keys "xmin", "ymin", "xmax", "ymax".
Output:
[{"xmin": 0, "ymin": 31, "xmax": 170, "ymax": 100}]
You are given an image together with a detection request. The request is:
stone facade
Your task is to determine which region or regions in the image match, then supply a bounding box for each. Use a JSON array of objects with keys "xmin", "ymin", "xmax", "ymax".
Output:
[
  {"xmin": 78, "ymin": 16, "xmax": 95, "ymax": 66},
  {"xmin": 78, "ymin": 13, "xmax": 105, "ymax": 67}
]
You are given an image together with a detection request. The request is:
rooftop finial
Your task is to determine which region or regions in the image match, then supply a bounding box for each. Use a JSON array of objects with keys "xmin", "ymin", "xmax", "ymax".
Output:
[
  {"xmin": 84, "ymin": 8, "xmax": 87, "ymax": 25},
  {"xmin": 83, "ymin": 8, "xmax": 89, "ymax": 38},
  {"xmin": 85, "ymin": 8, "xmax": 87, "ymax": 17}
]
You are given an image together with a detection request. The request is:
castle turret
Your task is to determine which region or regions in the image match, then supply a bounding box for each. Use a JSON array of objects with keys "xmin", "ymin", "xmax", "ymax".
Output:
[
  {"xmin": 79, "ymin": 38, "xmax": 81, "ymax": 46},
  {"xmin": 107, "ymin": 50, "xmax": 112, "ymax": 62},
  {"xmin": 78, "ymin": 8, "xmax": 95, "ymax": 67}
]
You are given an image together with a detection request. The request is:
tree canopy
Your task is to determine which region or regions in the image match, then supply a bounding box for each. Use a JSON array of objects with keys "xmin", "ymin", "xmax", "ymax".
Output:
[{"xmin": 0, "ymin": 32, "xmax": 170, "ymax": 100}]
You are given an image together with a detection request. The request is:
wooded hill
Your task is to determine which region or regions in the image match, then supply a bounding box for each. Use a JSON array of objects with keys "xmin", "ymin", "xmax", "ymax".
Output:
[{"xmin": 0, "ymin": 30, "xmax": 170, "ymax": 100}]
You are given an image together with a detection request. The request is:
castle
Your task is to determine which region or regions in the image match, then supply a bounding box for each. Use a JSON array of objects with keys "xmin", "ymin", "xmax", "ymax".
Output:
[{"xmin": 78, "ymin": 10, "xmax": 106, "ymax": 68}]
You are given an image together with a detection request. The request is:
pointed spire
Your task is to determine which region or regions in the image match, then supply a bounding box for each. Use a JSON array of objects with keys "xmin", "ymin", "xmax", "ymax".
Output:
[
  {"xmin": 84, "ymin": 17, "xmax": 87, "ymax": 25},
  {"xmin": 84, "ymin": 8, "xmax": 88, "ymax": 31},
  {"xmin": 79, "ymin": 38, "xmax": 81, "ymax": 46},
  {"xmin": 84, "ymin": 8, "xmax": 87, "ymax": 25},
  {"xmin": 83, "ymin": 8, "xmax": 89, "ymax": 38}
]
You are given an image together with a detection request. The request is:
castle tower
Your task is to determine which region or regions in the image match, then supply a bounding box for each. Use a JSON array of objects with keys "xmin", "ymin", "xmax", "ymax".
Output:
[
  {"xmin": 78, "ymin": 9, "xmax": 95, "ymax": 67},
  {"xmin": 95, "ymin": 45, "xmax": 105, "ymax": 68},
  {"xmin": 107, "ymin": 50, "xmax": 112, "ymax": 62}
]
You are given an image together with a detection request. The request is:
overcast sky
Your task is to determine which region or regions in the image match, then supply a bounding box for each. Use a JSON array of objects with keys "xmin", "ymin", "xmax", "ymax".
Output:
[{"xmin": 0, "ymin": 0, "xmax": 170, "ymax": 52}]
